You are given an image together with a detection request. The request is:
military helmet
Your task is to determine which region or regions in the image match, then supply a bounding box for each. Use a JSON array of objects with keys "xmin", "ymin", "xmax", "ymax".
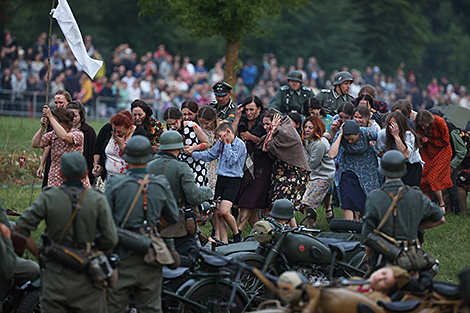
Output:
[
  {"xmin": 270, "ymin": 199, "xmax": 295, "ymax": 220},
  {"xmin": 287, "ymin": 70, "xmax": 303, "ymax": 83},
  {"xmin": 159, "ymin": 130, "xmax": 184, "ymax": 150},
  {"xmin": 333, "ymin": 71, "xmax": 353, "ymax": 86},
  {"xmin": 379, "ymin": 150, "xmax": 407, "ymax": 178},
  {"xmin": 278, "ymin": 271, "xmax": 305, "ymax": 303},
  {"xmin": 123, "ymin": 135, "xmax": 153, "ymax": 165},
  {"xmin": 253, "ymin": 220, "xmax": 274, "ymax": 243}
]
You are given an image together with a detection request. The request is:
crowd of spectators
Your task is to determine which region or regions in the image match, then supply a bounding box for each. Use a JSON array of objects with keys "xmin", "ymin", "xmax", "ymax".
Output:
[{"xmin": 2, "ymin": 29, "xmax": 470, "ymax": 120}]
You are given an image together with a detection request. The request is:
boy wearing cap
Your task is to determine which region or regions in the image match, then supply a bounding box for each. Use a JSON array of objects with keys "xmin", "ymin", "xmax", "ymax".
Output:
[
  {"xmin": 14, "ymin": 152, "xmax": 118, "ymax": 313},
  {"xmin": 210, "ymin": 81, "xmax": 237, "ymax": 124}
]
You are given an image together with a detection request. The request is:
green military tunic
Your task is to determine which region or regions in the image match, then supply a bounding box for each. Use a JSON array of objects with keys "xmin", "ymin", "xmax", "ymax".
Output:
[
  {"xmin": 15, "ymin": 180, "xmax": 118, "ymax": 313},
  {"xmin": 210, "ymin": 99, "xmax": 236, "ymax": 124},
  {"xmin": 268, "ymin": 85, "xmax": 315, "ymax": 115},
  {"xmin": 315, "ymin": 88, "xmax": 354, "ymax": 115},
  {"xmin": 363, "ymin": 179, "xmax": 444, "ymax": 241},
  {"xmin": 147, "ymin": 152, "xmax": 213, "ymax": 238},
  {"xmin": 105, "ymin": 168, "xmax": 179, "ymax": 313}
]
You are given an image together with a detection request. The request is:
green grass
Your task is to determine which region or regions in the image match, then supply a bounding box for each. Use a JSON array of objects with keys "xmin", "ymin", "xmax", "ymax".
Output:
[{"xmin": 2, "ymin": 116, "xmax": 470, "ymax": 282}]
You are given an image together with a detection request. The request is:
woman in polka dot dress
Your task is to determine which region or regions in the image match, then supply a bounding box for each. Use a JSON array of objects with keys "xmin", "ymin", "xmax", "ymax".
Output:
[{"xmin": 163, "ymin": 107, "xmax": 210, "ymax": 187}]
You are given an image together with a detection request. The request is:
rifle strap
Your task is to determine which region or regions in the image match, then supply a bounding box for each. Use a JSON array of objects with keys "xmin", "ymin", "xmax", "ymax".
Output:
[
  {"xmin": 120, "ymin": 174, "xmax": 150, "ymax": 228},
  {"xmin": 58, "ymin": 189, "xmax": 88, "ymax": 243}
]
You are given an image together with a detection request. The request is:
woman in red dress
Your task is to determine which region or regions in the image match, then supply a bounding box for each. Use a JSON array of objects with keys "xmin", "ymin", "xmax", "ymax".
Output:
[{"xmin": 415, "ymin": 110, "xmax": 452, "ymax": 211}]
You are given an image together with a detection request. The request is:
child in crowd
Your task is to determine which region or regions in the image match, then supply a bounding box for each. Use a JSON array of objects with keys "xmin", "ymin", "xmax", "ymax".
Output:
[{"xmin": 190, "ymin": 122, "xmax": 247, "ymax": 243}]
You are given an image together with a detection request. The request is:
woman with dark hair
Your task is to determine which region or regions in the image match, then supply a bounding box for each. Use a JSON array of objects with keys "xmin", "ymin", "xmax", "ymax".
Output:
[
  {"xmin": 66, "ymin": 101, "xmax": 97, "ymax": 185},
  {"xmin": 32, "ymin": 105, "xmax": 91, "ymax": 188},
  {"xmin": 354, "ymin": 84, "xmax": 388, "ymax": 113},
  {"xmin": 181, "ymin": 100, "xmax": 199, "ymax": 122},
  {"xmin": 356, "ymin": 94, "xmax": 383, "ymax": 128},
  {"xmin": 233, "ymin": 96, "xmax": 272, "ymax": 231},
  {"xmin": 301, "ymin": 116, "xmax": 335, "ymax": 225},
  {"xmin": 374, "ymin": 111, "xmax": 423, "ymax": 187},
  {"xmin": 197, "ymin": 106, "xmax": 224, "ymax": 191},
  {"xmin": 415, "ymin": 110, "xmax": 453, "ymax": 210},
  {"xmin": 303, "ymin": 97, "xmax": 333, "ymax": 133},
  {"xmin": 390, "ymin": 100, "xmax": 417, "ymax": 131},
  {"xmin": 257, "ymin": 109, "xmax": 310, "ymax": 225},
  {"xmin": 93, "ymin": 110, "xmax": 146, "ymax": 180},
  {"xmin": 329, "ymin": 119, "xmax": 380, "ymax": 220},
  {"xmin": 354, "ymin": 105, "xmax": 381, "ymax": 133},
  {"xmin": 163, "ymin": 107, "xmax": 209, "ymax": 186},
  {"xmin": 329, "ymin": 102, "xmax": 355, "ymax": 143},
  {"xmin": 131, "ymin": 99, "xmax": 166, "ymax": 152}
]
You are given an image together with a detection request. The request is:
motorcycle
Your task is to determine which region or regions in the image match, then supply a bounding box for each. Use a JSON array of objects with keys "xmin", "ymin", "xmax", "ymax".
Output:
[
  {"xmin": 222, "ymin": 209, "xmax": 367, "ymax": 307},
  {"xmin": 250, "ymin": 269, "xmax": 470, "ymax": 313},
  {"xmin": 3, "ymin": 278, "xmax": 41, "ymax": 313},
  {"xmin": 160, "ymin": 248, "xmax": 253, "ymax": 313}
]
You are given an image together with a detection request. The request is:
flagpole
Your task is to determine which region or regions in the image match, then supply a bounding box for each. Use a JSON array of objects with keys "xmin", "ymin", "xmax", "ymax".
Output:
[{"xmin": 45, "ymin": 0, "xmax": 57, "ymax": 107}]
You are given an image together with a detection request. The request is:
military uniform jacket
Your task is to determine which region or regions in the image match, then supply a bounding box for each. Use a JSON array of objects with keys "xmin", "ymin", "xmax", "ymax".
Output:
[
  {"xmin": 147, "ymin": 153, "xmax": 213, "ymax": 238},
  {"xmin": 362, "ymin": 179, "xmax": 444, "ymax": 241},
  {"xmin": 268, "ymin": 85, "xmax": 314, "ymax": 114},
  {"xmin": 315, "ymin": 88, "xmax": 354, "ymax": 115},
  {"xmin": 105, "ymin": 168, "xmax": 179, "ymax": 259},
  {"xmin": 210, "ymin": 99, "xmax": 236, "ymax": 124},
  {"xmin": 16, "ymin": 181, "xmax": 118, "ymax": 270},
  {"xmin": 0, "ymin": 202, "xmax": 15, "ymax": 295}
]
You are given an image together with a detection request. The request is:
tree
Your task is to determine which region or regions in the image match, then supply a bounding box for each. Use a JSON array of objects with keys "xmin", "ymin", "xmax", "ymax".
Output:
[{"xmin": 138, "ymin": 0, "xmax": 308, "ymax": 88}]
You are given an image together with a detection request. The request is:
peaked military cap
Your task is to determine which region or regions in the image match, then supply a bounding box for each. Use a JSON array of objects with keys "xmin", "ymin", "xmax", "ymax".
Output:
[{"xmin": 212, "ymin": 82, "xmax": 232, "ymax": 96}]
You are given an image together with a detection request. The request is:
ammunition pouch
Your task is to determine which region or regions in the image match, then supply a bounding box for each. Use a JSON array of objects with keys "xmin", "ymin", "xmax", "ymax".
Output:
[
  {"xmin": 364, "ymin": 230, "xmax": 402, "ymax": 262},
  {"xmin": 183, "ymin": 208, "xmax": 197, "ymax": 236}
]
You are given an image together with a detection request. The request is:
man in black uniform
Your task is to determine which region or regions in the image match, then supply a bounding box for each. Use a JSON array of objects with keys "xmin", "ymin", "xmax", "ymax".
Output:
[
  {"xmin": 268, "ymin": 70, "xmax": 315, "ymax": 115},
  {"xmin": 210, "ymin": 82, "xmax": 237, "ymax": 124}
]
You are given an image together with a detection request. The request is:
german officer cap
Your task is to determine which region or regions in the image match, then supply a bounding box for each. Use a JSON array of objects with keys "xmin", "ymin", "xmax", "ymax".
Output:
[{"xmin": 212, "ymin": 82, "xmax": 232, "ymax": 96}]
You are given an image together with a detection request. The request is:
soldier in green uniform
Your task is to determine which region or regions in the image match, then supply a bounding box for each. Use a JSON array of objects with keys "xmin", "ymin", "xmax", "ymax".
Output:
[
  {"xmin": 106, "ymin": 135, "xmax": 179, "ymax": 313},
  {"xmin": 210, "ymin": 82, "xmax": 237, "ymax": 124},
  {"xmin": 363, "ymin": 150, "xmax": 445, "ymax": 272},
  {"xmin": 14, "ymin": 152, "xmax": 118, "ymax": 313},
  {"xmin": 268, "ymin": 70, "xmax": 315, "ymax": 115},
  {"xmin": 315, "ymin": 71, "xmax": 355, "ymax": 115},
  {"xmin": 147, "ymin": 131, "xmax": 213, "ymax": 266}
]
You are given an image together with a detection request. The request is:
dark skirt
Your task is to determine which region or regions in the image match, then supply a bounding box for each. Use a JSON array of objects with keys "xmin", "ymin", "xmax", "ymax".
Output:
[
  {"xmin": 340, "ymin": 170, "xmax": 366, "ymax": 212},
  {"xmin": 402, "ymin": 162, "xmax": 422, "ymax": 188},
  {"xmin": 270, "ymin": 159, "xmax": 309, "ymax": 210},
  {"xmin": 236, "ymin": 153, "xmax": 273, "ymax": 209}
]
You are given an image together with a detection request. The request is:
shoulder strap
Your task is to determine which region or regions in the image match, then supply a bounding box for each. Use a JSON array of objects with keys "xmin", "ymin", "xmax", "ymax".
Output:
[
  {"xmin": 376, "ymin": 186, "xmax": 404, "ymax": 232},
  {"xmin": 58, "ymin": 189, "xmax": 88, "ymax": 243},
  {"xmin": 162, "ymin": 159, "xmax": 171, "ymax": 175},
  {"xmin": 120, "ymin": 174, "xmax": 150, "ymax": 228}
]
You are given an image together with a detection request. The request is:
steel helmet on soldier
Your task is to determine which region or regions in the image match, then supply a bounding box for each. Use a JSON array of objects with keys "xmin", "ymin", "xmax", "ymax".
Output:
[
  {"xmin": 379, "ymin": 150, "xmax": 407, "ymax": 178},
  {"xmin": 270, "ymin": 199, "xmax": 295, "ymax": 220},
  {"xmin": 159, "ymin": 130, "xmax": 184, "ymax": 150},
  {"xmin": 287, "ymin": 70, "xmax": 303, "ymax": 83},
  {"xmin": 333, "ymin": 71, "xmax": 353, "ymax": 86},
  {"xmin": 123, "ymin": 135, "xmax": 153, "ymax": 165}
]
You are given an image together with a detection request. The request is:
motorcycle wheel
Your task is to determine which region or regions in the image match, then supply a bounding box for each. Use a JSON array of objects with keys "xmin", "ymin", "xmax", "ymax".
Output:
[
  {"xmin": 238, "ymin": 259, "xmax": 277, "ymax": 309},
  {"xmin": 329, "ymin": 219, "xmax": 363, "ymax": 233},
  {"xmin": 181, "ymin": 283, "xmax": 247, "ymax": 313},
  {"xmin": 16, "ymin": 289, "xmax": 41, "ymax": 313}
]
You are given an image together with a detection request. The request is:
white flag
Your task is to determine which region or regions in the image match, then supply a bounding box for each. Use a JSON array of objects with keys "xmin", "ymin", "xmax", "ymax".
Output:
[{"xmin": 52, "ymin": 0, "xmax": 103, "ymax": 79}]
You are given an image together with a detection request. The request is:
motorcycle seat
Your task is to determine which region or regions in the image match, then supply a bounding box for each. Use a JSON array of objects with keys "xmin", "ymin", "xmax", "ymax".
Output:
[
  {"xmin": 377, "ymin": 300, "xmax": 421, "ymax": 312},
  {"xmin": 315, "ymin": 237, "xmax": 361, "ymax": 252},
  {"xmin": 433, "ymin": 281, "xmax": 460, "ymax": 298},
  {"xmin": 200, "ymin": 253, "xmax": 229, "ymax": 267},
  {"xmin": 162, "ymin": 266, "xmax": 190, "ymax": 279}
]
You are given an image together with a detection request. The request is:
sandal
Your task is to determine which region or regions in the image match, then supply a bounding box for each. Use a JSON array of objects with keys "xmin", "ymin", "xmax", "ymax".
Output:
[{"xmin": 325, "ymin": 209, "xmax": 334, "ymax": 223}]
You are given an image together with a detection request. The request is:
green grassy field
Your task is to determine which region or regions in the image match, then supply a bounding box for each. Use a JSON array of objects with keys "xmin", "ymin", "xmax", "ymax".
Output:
[{"xmin": 1, "ymin": 116, "xmax": 469, "ymax": 282}]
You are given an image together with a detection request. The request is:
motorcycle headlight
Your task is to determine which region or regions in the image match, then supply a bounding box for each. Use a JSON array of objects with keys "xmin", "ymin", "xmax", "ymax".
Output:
[{"xmin": 253, "ymin": 220, "xmax": 273, "ymax": 243}]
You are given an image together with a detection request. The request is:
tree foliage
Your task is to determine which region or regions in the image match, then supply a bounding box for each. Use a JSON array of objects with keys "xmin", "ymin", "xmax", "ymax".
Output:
[{"xmin": 138, "ymin": 0, "xmax": 308, "ymax": 86}]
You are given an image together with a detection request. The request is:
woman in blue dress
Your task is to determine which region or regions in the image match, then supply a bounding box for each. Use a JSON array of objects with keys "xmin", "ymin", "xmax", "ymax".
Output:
[{"xmin": 329, "ymin": 119, "xmax": 380, "ymax": 220}]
